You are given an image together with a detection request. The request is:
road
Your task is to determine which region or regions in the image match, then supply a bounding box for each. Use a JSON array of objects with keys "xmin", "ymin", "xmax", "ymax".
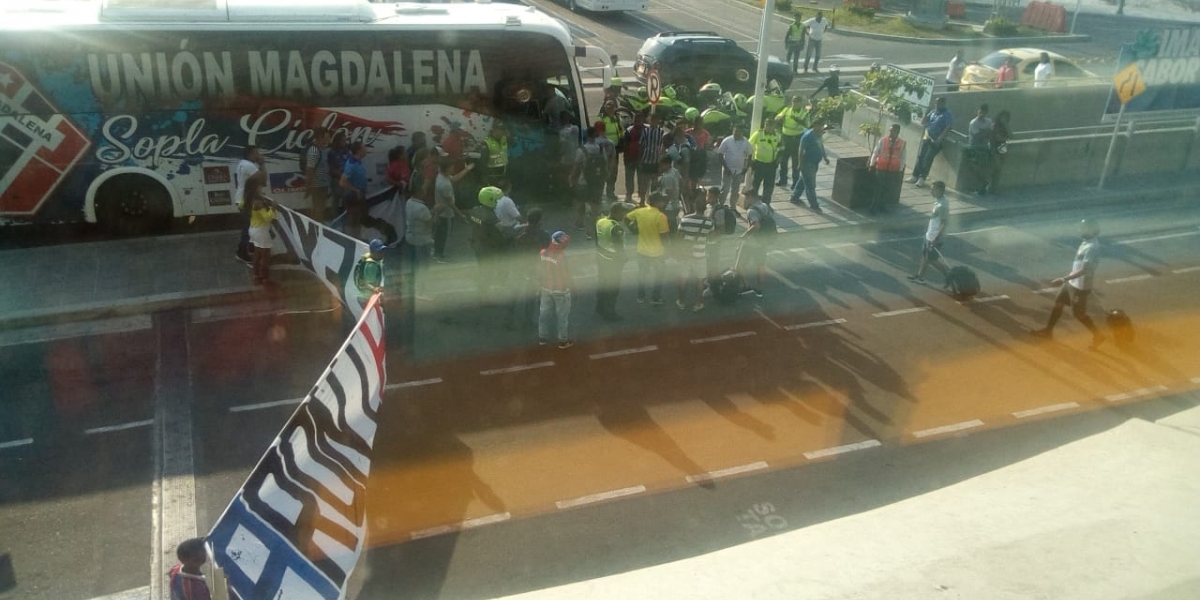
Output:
[{"xmin": 2, "ymin": 192, "xmax": 1198, "ymax": 599}]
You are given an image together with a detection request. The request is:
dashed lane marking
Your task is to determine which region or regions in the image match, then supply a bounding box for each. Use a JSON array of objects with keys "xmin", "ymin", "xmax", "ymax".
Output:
[
  {"xmin": 385, "ymin": 378, "xmax": 444, "ymax": 390},
  {"xmin": 87, "ymin": 585, "xmax": 149, "ymax": 600},
  {"xmin": 784, "ymin": 318, "xmax": 847, "ymax": 331},
  {"xmin": 480, "ymin": 361, "xmax": 556, "ymax": 376},
  {"xmin": 803, "ymin": 439, "xmax": 882, "ymax": 460},
  {"xmin": 1117, "ymin": 230, "xmax": 1200, "ymax": 244},
  {"xmin": 1105, "ymin": 274, "xmax": 1154, "ymax": 284},
  {"xmin": 0, "ymin": 438, "xmax": 33, "ymax": 450},
  {"xmin": 686, "ymin": 461, "xmax": 769, "ymax": 484},
  {"xmin": 1106, "ymin": 385, "xmax": 1170, "ymax": 403},
  {"xmin": 766, "ymin": 267, "xmax": 802, "ymax": 290},
  {"xmin": 690, "ymin": 331, "xmax": 757, "ymax": 344},
  {"xmin": 589, "ymin": 345, "xmax": 659, "ymax": 360},
  {"xmin": 85, "ymin": 419, "xmax": 154, "ymax": 435},
  {"xmin": 1173, "ymin": 266, "xmax": 1200, "ymax": 274},
  {"xmin": 754, "ymin": 309, "xmax": 785, "ymax": 330},
  {"xmin": 873, "ymin": 307, "xmax": 931, "ymax": 318},
  {"xmin": 229, "ymin": 398, "xmax": 303, "ymax": 413},
  {"xmin": 409, "ymin": 512, "xmax": 513, "ymax": 541},
  {"xmin": 555, "ymin": 485, "xmax": 647, "ymax": 510},
  {"xmin": 960, "ymin": 294, "xmax": 1010, "ymax": 305},
  {"xmin": 912, "ymin": 419, "xmax": 985, "ymax": 438},
  {"xmin": 1034, "ymin": 286, "xmax": 1060, "ymax": 294},
  {"xmin": 1013, "ymin": 402, "xmax": 1080, "ymax": 419}
]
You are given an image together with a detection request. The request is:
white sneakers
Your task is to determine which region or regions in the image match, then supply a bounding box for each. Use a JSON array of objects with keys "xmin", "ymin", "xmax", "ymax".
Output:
[
  {"xmin": 915, "ymin": 177, "xmax": 927, "ymax": 187},
  {"xmin": 906, "ymin": 175, "xmax": 918, "ymax": 183}
]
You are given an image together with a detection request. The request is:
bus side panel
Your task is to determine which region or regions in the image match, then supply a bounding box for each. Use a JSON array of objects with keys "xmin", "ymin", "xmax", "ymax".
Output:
[{"xmin": 0, "ymin": 28, "xmax": 581, "ymax": 224}]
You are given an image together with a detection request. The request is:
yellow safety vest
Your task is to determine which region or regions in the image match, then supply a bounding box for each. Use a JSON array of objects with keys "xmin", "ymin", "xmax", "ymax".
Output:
[
  {"xmin": 595, "ymin": 217, "xmax": 622, "ymax": 257},
  {"xmin": 485, "ymin": 136, "xmax": 508, "ymax": 169},
  {"xmin": 600, "ymin": 115, "xmax": 621, "ymax": 145},
  {"xmin": 777, "ymin": 107, "xmax": 809, "ymax": 137},
  {"xmin": 750, "ymin": 130, "xmax": 780, "ymax": 163},
  {"xmin": 787, "ymin": 22, "xmax": 805, "ymax": 43}
]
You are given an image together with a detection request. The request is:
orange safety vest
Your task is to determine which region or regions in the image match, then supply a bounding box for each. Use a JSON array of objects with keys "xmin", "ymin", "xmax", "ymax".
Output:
[{"xmin": 874, "ymin": 135, "xmax": 905, "ymax": 172}]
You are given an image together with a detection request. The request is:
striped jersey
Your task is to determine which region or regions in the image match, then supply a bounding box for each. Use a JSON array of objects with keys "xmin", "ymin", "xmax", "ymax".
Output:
[
  {"xmin": 678, "ymin": 214, "xmax": 715, "ymax": 259},
  {"xmin": 639, "ymin": 125, "xmax": 666, "ymax": 165},
  {"xmin": 540, "ymin": 247, "xmax": 570, "ymax": 292}
]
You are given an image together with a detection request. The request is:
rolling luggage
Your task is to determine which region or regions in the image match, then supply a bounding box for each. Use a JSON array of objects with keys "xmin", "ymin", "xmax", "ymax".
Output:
[
  {"xmin": 1106, "ymin": 309, "xmax": 1135, "ymax": 347},
  {"xmin": 710, "ymin": 241, "xmax": 747, "ymax": 306},
  {"xmin": 945, "ymin": 265, "xmax": 980, "ymax": 300}
]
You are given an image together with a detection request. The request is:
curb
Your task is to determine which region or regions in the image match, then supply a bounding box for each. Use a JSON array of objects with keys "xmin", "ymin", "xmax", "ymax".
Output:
[{"xmin": 831, "ymin": 26, "xmax": 1091, "ymax": 46}]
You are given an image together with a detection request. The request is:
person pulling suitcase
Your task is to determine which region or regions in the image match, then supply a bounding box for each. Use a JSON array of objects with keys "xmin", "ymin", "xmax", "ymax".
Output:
[{"xmin": 1032, "ymin": 219, "xmax": 1107, "ymax": 350}]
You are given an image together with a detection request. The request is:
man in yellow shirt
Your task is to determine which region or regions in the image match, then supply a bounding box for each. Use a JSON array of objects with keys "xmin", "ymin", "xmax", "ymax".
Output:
[
  {"xmin": 748, "ymin": 119, "xmax": 782, "ymax": 203},
  {"xmin": 626, "ymin": 193, "xmax": 671, "ymax": 306}
]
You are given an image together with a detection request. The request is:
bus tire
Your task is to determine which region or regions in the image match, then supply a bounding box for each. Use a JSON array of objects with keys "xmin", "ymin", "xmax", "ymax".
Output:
[
  {"xmin": 568, "ymin": 0, "xmax": 577, "ymax": 11},
  {"xmin": 96, "ymin": 175, "xmax": 173, "ymax": 236}
]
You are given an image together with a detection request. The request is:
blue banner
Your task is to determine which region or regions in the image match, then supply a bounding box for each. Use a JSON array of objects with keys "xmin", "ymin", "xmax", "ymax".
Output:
[{"xmin": 1105, "ymin": 27, "xmax": 1200, "ymax": 117}]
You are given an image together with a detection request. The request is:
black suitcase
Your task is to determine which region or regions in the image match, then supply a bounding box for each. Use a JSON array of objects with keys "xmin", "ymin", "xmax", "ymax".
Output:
[
  {"xmin": 710, "ymin": 241, "xmax": 748, "ymax": 306},
  {"xmin": 946, "ymin": 265, "xmax": 980, "ymax": 300},
  {"xmin": 1106, "ymin": 309, "xmax": 1135, "ymax": 347}
]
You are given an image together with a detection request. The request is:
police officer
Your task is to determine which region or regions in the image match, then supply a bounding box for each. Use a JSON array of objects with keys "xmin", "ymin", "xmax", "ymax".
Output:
[
  {"xmin": 598, "ymin": 101, "xmax": 623, "ymax": 199},
  {"xmin": 594, "ymin": 202, "xmax": 634, "ymax": 321},
  {"xmin": 775, "ymin": 95, "xmax": 810, "ymax": 189},
  {"xmin": 482, "ymin": 122, "xmax": 509, "ymax": 186},
  {"xmin": 747, "ymin": 118, "xmax": 782, "ymax": 203}
]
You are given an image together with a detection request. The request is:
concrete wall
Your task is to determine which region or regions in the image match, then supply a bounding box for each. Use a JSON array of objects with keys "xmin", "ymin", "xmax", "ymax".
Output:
[{"xmin": 938, "ymin": 84, "xmax": 1113, "ymax": 133}]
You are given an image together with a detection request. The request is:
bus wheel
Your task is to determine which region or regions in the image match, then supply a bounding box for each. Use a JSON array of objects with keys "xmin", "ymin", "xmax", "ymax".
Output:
[
  {"xmin": 97, "ymin": 176, "xmax": 173, "ymax": 236},
  {"xmin": 568, "ymin": 0, "xmax": 577, "ymax": 11}
]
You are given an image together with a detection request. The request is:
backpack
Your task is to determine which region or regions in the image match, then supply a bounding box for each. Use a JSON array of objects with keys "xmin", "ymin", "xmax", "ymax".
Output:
[
  {"xmin": 751, "ymin": 204, "xmax": 778, "ymax": 237},
  {"xmin": 583, "ymin": 146, "xmax": 606, "ymax": 186},
  {"xmin": 712, "ymin": 204, "xmax": 737, "ymax": 235}
]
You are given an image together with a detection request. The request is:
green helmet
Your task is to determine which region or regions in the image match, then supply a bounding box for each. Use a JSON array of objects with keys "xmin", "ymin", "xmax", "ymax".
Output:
[
  {"xmin": 664, "ymin": 85, "xmax": 676, "ymax": 99},
  {"xmin": 478, "ymin": 186, "xmax": 502, "ymax": 208},
  {"xmin": 636, "ymin": 86, "xmax": 648, "ymax": 100},
  {"xmin": 684, "ymin": 107, "xmax": 700, "ymax": 121},
  {"xmin": 733, "ymin": 93, "xmax": 748, "ymax": 110}
]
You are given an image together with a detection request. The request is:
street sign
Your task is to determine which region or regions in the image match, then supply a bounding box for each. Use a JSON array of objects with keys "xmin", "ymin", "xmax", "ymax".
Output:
[
  {"xmin": 1113, "ymin": 62, "xmax": 1146, "ymax": 105},
  {"xmin": 647, "ymin": 69, "xmax": 661, "ymax": 104}
]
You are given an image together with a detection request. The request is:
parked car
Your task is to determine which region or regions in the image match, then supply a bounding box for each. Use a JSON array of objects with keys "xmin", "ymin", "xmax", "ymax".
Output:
[
  {"xmin": 633, "ymin": 31, "xmax": 794, "ymax": 98},
  {"xmin": 959, "ymin": 48, "xmax": 1101, "ymax": 90}
]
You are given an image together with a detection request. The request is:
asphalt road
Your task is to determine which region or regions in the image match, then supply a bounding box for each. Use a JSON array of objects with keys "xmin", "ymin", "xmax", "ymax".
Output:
[{"xmin": 3, "ymin": 193, "xmax": 1197, "ymax": 600}]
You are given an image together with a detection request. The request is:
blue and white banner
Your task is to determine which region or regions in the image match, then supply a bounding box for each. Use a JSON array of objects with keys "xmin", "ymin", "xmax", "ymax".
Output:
[
  {"xmin": 270, "ymin": 205, "xmax": 372, "ymax": 321},
  {"xmin": 208, "ymin": 292, "xmax": 386, "ymax": 600},
  {"xmin": 1105, "ymin": 27, "xmax": 1200, "ymax": 117}
]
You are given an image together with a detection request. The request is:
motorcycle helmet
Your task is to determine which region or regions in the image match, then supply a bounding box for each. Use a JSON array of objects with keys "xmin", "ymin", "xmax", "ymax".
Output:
[
  {"xmin": 664, "ymin": 85, "xmax": 677, "ymax": 99},
  {"xmin": 733, "ymin": 93, "xmax": 748, "ymax": 111},
  {"xmin": 478, "ymin": 186, "xmax": 502, "ymax": 208},
  {"xmin": 636, "ymin": 86, "xmax": 648, "ymax": 100},
  {"xmin": 684, "ymin": 107, "xmax": 700, "ymax": 121},
  {"xmin": 699, "ymin": 82, "xmax": 723, "ymax": 95}
]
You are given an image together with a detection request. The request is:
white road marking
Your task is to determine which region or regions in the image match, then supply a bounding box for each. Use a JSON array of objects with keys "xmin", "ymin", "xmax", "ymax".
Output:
[
  {"xmin": 555, "ymin": 485, "xmax": 647, "ymax": 510},
  {"xmin": 385, "ymin": 377, "xmax": 444, "ymax": 390},
  {"xmin": 766, "ymin": 267, "xmax": 802, "ymax": 290},
  {"xmin": 590, "ymin": 345, "xmax": 659, "ymax": 360},
  {"xmin": 1105, "ymin": 274, "xmax": 1154, "ymax": 284},
  {"xmin": 229, "ymin": 398, "xmax": 304, "ymax": 413},
  {"xmin": 873, "ymin": 307, "xmax": 931, "ymax": 318},
  {"xmin": 84, "ymin": 419, "xmax": 154, "ymax": 435},
  {"xmin": 824, "ymin": 241, "xmax": 858, "ymax": 249},
  {"xmin": 1013, "ymin": 402, "xmax": 1080, "ymax": 419},
  {"xmin": 803, "ymin": 439, "xmax": 882, "ymax": 460},
  {"xmin": 686, "ymin": 461, "xmax": 769, "ymax": 483},
  {"xmin": 1033, "ymin": 286, "xmax": 1060, "ymax": 294},
  {"xmin": 912, "ymin": 419, "xmax": 985, "ymax": 438},
  {"xmin": 87, "ymin": 585, "xmax": 150, "ymax": 600},
  {"xmin": 0, "ymin": 314, "xmax": 152, "ymax": 347},
  {"xmin": 0, "ymin": 438, "xmax": 33, "ymax": 450},
  {"xmin": 409, "ymin": 512, "xmax": 513, "ymax": 540},
  {"xmin": 1117, "ymin": 230, "xmax": 1199, "ymax": 244},
  {"xmin": 784, "ymin": 318, "xmax": 847, "ymax": 331},
  {"xmin": 690, "ymin": 331, "xmax": 757, "ymax": 344},
  {"xmin": 754, "ymin": 309, "xmax": 785, "ymax": 330},
  {"xmin": 480, "ymin": 361, "xmax": 555, "ymax": 376},
  {"xmin": 960, "ymin": 294, "xmax": 1010, "ymax": 305},
  {"xmin": 1172, "ymin": 266, "xmax": 1200, "ymax": 274},
  {"xmin": 1105, "ymin": 385, "xmax": 1169, "ymax": 402}
]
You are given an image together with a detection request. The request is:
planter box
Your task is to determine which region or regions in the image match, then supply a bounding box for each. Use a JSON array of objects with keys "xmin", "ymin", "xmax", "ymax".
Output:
[{"xmin": 831, "ymin": 156, "xmax": 902, "ymax": 211}]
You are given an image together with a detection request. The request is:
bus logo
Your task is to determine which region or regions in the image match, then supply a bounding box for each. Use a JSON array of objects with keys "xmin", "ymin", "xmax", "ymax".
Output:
[{"xmin": 0, "ymin": 61, "xmax": 92, "ymax": 217}]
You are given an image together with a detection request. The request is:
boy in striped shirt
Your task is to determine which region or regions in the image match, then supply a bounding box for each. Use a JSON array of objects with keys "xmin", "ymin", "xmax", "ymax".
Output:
[
  {"xmin": 677, "ymin": 197, "xmax": 715, "ymax": 312},
  {"xmin": 539, "ymin": 231, "xmax": 574, "ymax": 349}
]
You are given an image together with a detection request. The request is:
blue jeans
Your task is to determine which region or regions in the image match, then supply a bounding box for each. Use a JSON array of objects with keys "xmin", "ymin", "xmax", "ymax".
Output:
[
  {"xmin": 791, "ymin": 162, "xmax": 820, "ymax": 208},
  {"xmin": 538, "ymin": 289, "xmax": 572, "ymax": 342},
  {"xmin": 804, "ymin": 40, "xmax": 823, "ymax": 71},
  {"xmin": 912, "ymin": 138, "xmax": 943, "ymax": 179}
]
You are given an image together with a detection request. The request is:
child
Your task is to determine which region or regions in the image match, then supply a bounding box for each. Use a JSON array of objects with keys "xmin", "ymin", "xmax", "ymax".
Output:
[
  {"xmin": 168, "ymin": 537, "xmax": 212, "ymax": 600},
  {"xmin": 246, "ymin": 170, "xmax": 276, "ymax": 284},
  {"xmin": 538, "ymin": 231, "xmax": 573, "ymax": 349}
]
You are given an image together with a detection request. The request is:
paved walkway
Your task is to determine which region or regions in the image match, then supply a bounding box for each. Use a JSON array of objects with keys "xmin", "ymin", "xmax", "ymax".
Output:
[{"xmin": 0, "ymin": 133, "xmax": 1195, "ymax": 331}]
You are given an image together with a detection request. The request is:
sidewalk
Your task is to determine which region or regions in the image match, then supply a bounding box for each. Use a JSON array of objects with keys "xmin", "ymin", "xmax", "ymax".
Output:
[{"xmin": 1, "ymin": 134, "xmax": 1196, "ymax": 332}]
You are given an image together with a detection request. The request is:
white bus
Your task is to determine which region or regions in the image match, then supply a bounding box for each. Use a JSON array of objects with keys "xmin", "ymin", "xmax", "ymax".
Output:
[
  {"xmin": 0, "ymin": 0, "xmax": 590, "ymax": 233},
  {"xmin": 556, "ymin": 0, "xmax": 648, "ymax": 13}
]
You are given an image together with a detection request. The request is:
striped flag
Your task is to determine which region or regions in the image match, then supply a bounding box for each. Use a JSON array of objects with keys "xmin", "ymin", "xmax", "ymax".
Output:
[{"xmin": 207, "ymin": 292, "xmax": 386, "ymax": 600}]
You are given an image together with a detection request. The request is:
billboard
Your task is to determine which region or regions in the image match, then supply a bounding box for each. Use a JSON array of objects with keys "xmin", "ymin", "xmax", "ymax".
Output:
[{"xmin": 1105, "ymin": 27, "xmax": 1200, "ymax": 118}]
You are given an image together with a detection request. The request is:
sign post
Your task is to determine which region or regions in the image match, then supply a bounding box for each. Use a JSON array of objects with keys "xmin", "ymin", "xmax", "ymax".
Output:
[
  {"xmin": 647, "ymin": 68, "xmax": 661, "ymax": 115},
  {"xmin": 1099, "ymin": 62, "xmax": 1146, "ymax": 189}
]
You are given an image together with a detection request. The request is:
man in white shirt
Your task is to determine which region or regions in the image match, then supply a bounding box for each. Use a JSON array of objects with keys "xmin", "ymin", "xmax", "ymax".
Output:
[
  {"xmin": 945, "ymin": 49, "xmax": 966, "ymax": 92},
  {"xmin": 716, "ymin": 125, "xmax": 753, "ymax": 206},
  {"xmin": 1034, "ymin": 52, "xmax": 1054, "ymax": 88},
  {"xmin": 494, "ymin": 178, "xmax": 522, "ymax": 232},
  {"xmin": 233, "ymin": 145, "xmax": 263, "ymax": 264},
  {"xmin": 1033, "ymin": 219, "xmax": 1105, "ymax": 348},
  {"xmin": 803, "ymin": 11, "xmax": 830, "ymax": 74},
  {"xmin": 907, "ymin": 181, "xmax": 951, "ymax": 285},
  {"xmin": 602, "ymin": 54, "xmax": 621, "ymax": 96}
]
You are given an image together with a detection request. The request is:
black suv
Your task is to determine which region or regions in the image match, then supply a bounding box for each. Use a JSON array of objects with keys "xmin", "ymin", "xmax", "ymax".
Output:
[{"xmin": 634, "ymin": 31, "xmax": 794, "ymax": 97}]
